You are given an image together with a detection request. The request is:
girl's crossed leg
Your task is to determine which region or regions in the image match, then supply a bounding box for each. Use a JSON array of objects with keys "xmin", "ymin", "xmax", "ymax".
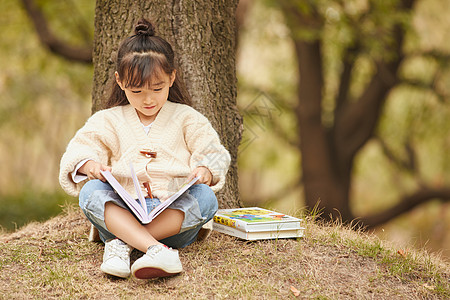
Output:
[{"xmin": 78, "ymin": 179, "xmax": 218, "ymax": 278}]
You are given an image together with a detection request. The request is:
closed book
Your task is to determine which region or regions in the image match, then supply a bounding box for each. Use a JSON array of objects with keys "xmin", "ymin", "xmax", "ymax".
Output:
[
  {"xmin": 213, "ymin": 207, "xmax": 304, "ymax": 240},
  {"xmin": 213, "ymin": 222, "xmax": 304, "ymax": 241}
]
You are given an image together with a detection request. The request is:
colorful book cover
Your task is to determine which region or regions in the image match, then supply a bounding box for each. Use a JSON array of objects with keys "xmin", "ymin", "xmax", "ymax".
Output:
[{"xmin": 213, "ymin": 207, "xmax": 302, "ymax": 233}]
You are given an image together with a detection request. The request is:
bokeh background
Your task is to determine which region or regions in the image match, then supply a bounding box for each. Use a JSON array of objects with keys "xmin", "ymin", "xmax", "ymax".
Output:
[{"xmin": 1, "ymin": 0, "xmax": 449, "ymax": 260}]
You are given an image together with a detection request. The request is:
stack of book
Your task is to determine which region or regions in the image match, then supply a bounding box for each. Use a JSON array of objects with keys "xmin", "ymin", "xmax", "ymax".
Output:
[{"xmin": 213, "ymin": 207, "xmax": 304, "ymax": 241}]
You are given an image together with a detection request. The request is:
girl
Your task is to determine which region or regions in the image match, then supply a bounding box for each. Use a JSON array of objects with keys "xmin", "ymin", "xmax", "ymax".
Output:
[{"xmin": 59, "ymin": 18, "xmax": 230, "ymax": 279}]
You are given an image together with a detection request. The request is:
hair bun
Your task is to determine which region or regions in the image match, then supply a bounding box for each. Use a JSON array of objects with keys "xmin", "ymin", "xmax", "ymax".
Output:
[{"xmin": 135, "ymin": 19, "xmax": 155, "ymax": 36}]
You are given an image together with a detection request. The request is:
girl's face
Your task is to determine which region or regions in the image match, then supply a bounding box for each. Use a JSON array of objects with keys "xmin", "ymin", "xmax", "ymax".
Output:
[{"xmin": 116, "ymin": 70, "xmax": 176, "ymax": 125}]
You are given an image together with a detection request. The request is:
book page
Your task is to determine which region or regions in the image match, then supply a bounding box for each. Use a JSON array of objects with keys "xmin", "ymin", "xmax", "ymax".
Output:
[
  {"xmin": 148, "ymin": 176, "xmax": 199, "ymax": 220},
  {"xmin": 102, "ymin": 166, "xmax": 200, "ymax": 224},
  {"xmin": 129, "ymin": 163, "xmax": 148, "ymax": 217},
  {"xmin": 100, "ymin": 170, "xmax": 147, "ymax": 222}
]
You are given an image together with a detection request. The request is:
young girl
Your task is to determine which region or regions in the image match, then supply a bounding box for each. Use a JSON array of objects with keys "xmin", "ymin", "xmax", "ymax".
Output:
[{"xmin": 59, "ymin": 18, "xmax": 230, "ymax": 279}]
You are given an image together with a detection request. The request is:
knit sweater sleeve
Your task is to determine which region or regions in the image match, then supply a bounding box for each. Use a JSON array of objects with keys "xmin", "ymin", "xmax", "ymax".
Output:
[
  {"xmin": 59, "ymin": 110, "xmax": 115, "ymax": 196},
  {"xmin": 182, "ymin": 107, "xmax": 231, "ymax": 192}
]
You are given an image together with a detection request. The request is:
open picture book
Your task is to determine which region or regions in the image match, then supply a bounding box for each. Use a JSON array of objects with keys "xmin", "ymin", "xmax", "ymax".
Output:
[{"xmin": 100, "ymin": 163, "xmax": 198, "ymax": 224}]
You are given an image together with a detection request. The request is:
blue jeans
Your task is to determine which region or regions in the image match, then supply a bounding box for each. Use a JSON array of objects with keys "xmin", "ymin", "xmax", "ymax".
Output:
[{"xmin": 79, "ymin": 180, "xmax": 218, "ymax": 248}]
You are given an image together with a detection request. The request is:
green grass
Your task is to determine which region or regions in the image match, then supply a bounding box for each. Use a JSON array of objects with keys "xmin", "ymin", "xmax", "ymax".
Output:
[{"xmin": 0, "ymin": 190, "xmax": 77, "ymax": 231}]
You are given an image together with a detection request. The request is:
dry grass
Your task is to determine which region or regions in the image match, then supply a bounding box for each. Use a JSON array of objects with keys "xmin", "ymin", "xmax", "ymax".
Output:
[{"xmin": 0, "ymin": 204, "xmax": 449, "ymax": 300}]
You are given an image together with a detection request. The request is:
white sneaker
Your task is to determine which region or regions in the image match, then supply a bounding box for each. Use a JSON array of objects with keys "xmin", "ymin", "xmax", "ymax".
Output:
[
  {"xmin": 100, "ymin": 239, "xmax": 133, "ymax": 278},
  {"xmin": 131, "ymin": 244, "xmax": 183, "ymax": 279}
]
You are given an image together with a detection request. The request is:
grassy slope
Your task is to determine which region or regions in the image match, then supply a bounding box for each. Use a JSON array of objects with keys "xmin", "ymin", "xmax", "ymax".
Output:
[{"xmin": 0, "ymin": 205, "xmax": 449, "ymax": 299}]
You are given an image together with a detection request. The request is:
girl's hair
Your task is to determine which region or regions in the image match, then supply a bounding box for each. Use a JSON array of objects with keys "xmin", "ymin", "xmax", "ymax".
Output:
[{"xmin": 105, "ymin": 18, "xmax": 191, "ymax": 108}]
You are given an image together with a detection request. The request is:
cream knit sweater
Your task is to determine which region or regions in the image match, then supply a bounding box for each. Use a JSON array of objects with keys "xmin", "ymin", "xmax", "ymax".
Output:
[{"xmin": 59, "ymin": 101, "xmax": 231, "ymax": 201}]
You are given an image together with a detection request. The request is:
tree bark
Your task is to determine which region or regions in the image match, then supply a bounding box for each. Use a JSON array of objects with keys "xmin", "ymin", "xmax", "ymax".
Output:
[{"xmin": 92, "ymin": 0, "xmax": 242, "ymax": 208}]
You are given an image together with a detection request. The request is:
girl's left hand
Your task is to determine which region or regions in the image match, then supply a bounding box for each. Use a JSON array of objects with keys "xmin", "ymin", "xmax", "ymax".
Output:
[{"xmin": 188, "ymin": 166, "xmax": 213, "ymax": 186}]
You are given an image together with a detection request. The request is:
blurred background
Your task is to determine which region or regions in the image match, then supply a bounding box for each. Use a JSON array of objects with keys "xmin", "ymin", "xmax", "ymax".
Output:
[{"xmin": 1, "ymin": 0, "xmax": 449, "ymax": 260}]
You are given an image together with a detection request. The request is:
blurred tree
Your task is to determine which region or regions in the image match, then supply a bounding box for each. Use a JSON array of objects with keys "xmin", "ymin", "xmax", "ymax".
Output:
[
  {"xmin": 21, "ymin": 0, "xmax": 93, "ymax": 63},
  {"xmin": 275, "ymin": 0, "xmax": 450, "ymax": 226},
  {"xmin": 22, "ymin": 0, "xmax": 243, "ymax": 208}
]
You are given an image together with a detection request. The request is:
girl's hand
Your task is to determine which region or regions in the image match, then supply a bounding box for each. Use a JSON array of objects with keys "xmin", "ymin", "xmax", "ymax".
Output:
[
  {"xmin": 78, "ymin": 160, "xmax": 112, "ymax": 182},
  {"xmin": 188, "ymin": 166, "xmax": 213, "ymax": 186}
]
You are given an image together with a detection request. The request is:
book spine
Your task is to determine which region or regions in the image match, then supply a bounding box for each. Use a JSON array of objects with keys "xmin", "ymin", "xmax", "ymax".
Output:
[
  {"xmin": 213, "ymin": 215, "xmax": 257, "ymax": 231},
  {"xmin": 213, "ymin": 215, "xmax": 238, "ymax": 228}
]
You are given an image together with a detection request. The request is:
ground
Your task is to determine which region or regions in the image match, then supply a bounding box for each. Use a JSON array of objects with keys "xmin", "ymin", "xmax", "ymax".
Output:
[{"xmin": 0, "ymin": 204, "xmax": 449, "ymax": 299}]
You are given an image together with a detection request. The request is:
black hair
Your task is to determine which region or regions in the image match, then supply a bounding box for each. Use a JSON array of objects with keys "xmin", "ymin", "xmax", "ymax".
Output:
[{"xmin": 105, "ymin": 18, "xmax": 191, "ymax": 108}]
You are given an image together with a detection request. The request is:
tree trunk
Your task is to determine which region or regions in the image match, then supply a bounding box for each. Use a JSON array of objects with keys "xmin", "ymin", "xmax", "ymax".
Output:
[
  {"xmin": 92, "ymin": 0, "xmax": 242, "ymax": 208},
  {"xmin": 293, "ymin": 40, "xmax": 353, "ymax": 221},
  {"xmin": 279, "ymin": 0, "xmax": 419, "ymax": 225}
]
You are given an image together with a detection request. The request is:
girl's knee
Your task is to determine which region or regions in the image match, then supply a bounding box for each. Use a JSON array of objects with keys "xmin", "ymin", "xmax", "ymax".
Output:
[
  {"xmin": 79, "ymin": 179, "xmax": 112, "ymax": 207},
  {"xmin": 190, "ymin": 184, "xmax": 218, "ymax": 217}
]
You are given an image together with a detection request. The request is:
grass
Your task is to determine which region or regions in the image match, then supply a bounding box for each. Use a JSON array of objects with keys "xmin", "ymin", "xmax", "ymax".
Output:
[
  {"xmin": 0, "ymin": 190, "xmax": 77, "ymax": 231},
  {"xmin": 0, "ymin": 204, "xmax": 449, "ymax": 299}
]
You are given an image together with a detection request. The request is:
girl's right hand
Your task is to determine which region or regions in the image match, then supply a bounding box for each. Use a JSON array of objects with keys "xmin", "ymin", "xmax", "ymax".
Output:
[{"xmin": 78, "ymin": 160, "xmax": 112, "ymax": 182}]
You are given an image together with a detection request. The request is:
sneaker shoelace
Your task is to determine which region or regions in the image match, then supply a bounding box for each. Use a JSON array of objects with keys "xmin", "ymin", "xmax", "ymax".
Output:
[
  {"xmin": 107, "ymin": 241, "xmax": 129, "ymax": 261},
  {"xmin": 146, "ymin": 244, "xmax": 172, "ymax": 258}
]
